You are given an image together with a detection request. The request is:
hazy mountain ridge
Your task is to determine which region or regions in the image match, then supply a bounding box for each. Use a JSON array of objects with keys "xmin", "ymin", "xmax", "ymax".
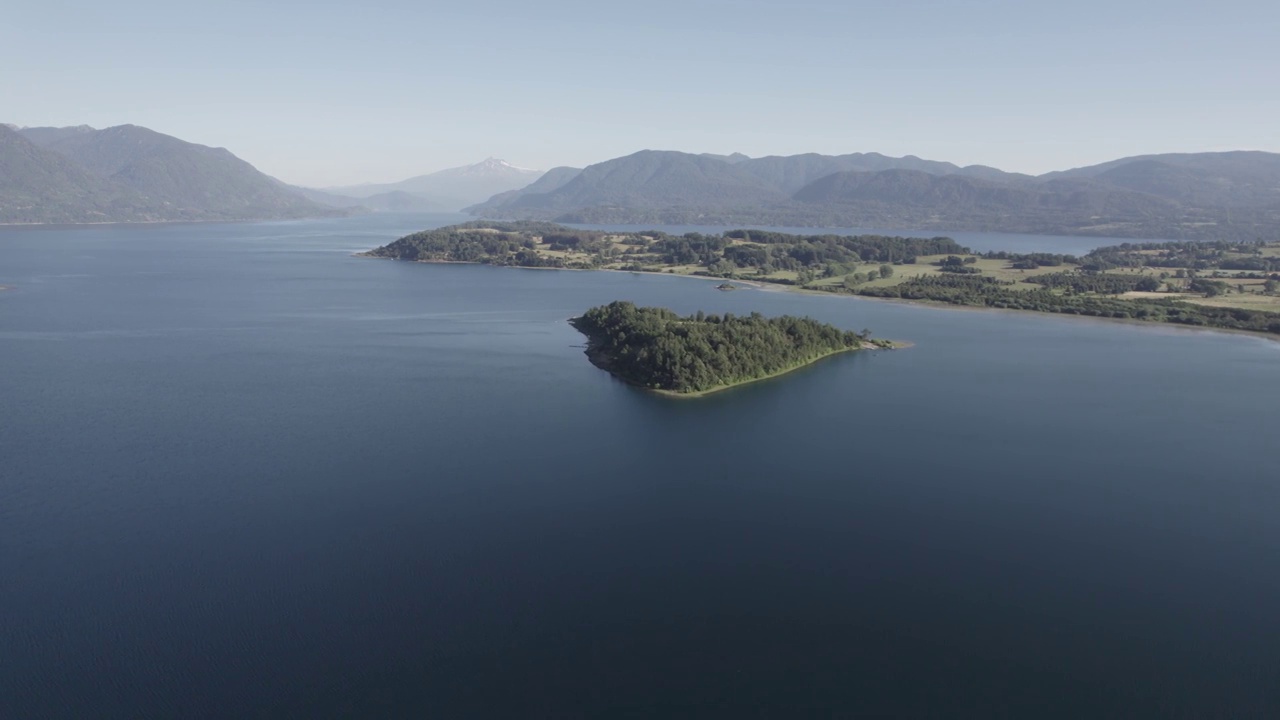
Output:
[
  {"xmin": 528, "ymin": 151, "xmax": 782, "ymax": 208},
  {"xmin": 467, "ymin": 166, "xmax": 582, "ymax": 212},
  {"xmin": 15, "ymin": 125, "xmax": 96, "ymax": 147},
  {"xmin": 281, "ymin": 184, "xmax": 369, "ymax": 209},
  {"xmin": 0, "ymin": 125, "xmax": 166, "ymax": 223},
  {"xmin": 469, "ymin": 148, "xmax": 1280, "ymax": 240},
  {"xmin": 4, "ymin": 123, "xmax": 343, "ymax": 223},
  {"xmin": 1046, "ymin": 152, "xmax": 1280, "ymax": 208},
  {"xmin": 323, "ymin": 157, "xmax": 543, "ymax": 211},
  {"xmin": 356, "ymin": 191, "xmax": 455, "ymax": 212},
  {"xmin": 468, "ymin": 151, "xmax": 785, "ymax": 220}
]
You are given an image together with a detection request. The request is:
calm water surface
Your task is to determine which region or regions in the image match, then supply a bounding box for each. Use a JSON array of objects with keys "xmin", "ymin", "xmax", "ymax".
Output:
[{"xmin": 2, "ymin": 214, "xmax": 1278, "ymax": 718}]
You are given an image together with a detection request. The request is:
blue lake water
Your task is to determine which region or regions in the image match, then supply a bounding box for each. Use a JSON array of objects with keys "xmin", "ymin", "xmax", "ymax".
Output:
[{"xmin": 2, "ymin": 214, "xmax": 1278, "ymax": 718}]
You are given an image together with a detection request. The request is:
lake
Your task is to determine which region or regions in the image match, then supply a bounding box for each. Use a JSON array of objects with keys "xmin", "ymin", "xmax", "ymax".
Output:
[{"xmin": 2, "ymin": 214, "xmax": 1278, "ymax": 718}]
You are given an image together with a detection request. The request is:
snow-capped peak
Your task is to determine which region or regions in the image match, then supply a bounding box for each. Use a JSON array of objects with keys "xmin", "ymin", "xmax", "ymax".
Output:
[{"xmin": 474, "ymin": 157, "xmax": 537, "ymax": 173}]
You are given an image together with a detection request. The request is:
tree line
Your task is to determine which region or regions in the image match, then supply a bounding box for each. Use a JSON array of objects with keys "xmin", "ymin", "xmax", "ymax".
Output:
[
  {"xmin": 366, "ymin": 222, "xmax": 971, "ymax": 277},
  {"xmin": 1082, "ymin": 240, "xmax": 1280, "ymax": 272},
  {"xmin": 858, "ymin": 275, "xmax": 1280, "ymax": 334}
]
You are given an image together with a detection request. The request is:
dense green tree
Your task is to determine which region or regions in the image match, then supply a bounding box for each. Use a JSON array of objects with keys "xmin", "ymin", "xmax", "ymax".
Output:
[
  {"xmin": 858, "ymin": 275, "xmax": 1280, "ymax": 335},
  {"xmin": 570, "ymin": 302, "xmax": 868, "ymax": 393},
  {"xmin": 1189, "ymin": 278, "xmax": 1230, "ymax": 297},
  {"xmin": 1029, "ymin": 272, "xmax": 1154, "ymax": 295}
]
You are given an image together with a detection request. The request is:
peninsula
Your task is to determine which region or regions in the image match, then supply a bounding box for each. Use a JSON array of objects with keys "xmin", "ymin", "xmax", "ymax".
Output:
[
  {"xmin": 569, "ymin": 301, "xmax": 888, "ymax": 396},
  {"xmin": 363, "ymin": 221, "xmax": 1280, "ymax": 336}
]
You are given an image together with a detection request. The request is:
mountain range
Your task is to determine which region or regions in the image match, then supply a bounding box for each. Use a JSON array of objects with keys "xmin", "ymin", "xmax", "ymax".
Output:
[
  {"xmin": 6, "ymin": 121, "xmax": 1278, "ymax": 239},
  {"xmin": 1, "ymin": 124, "xmax": 342, "ymax": 224},
  {"xmin": 318, "ymin": 158, "xmax": 543, "ymax": 212},
  {"xmin": 468, "ymin": 149, "xmax": 1280, "ymax": 240},
  {"xmin": 1, "ymin": 122, "xmax": 542, "ymax": 223}
]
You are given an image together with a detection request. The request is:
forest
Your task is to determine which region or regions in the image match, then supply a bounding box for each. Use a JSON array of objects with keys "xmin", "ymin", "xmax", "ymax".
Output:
[
  {"xmin": 361, "ymin": 222, "xmax": 582, "ymax": 267},
  {"xmin": 570, "ymin": 301, "xmax": 876, "ymax": 394},
  {"xmin": 1080, "ymin": 240, "xmax": 1280, "ymax": 272},
  {"xmin": 364, "ymin": 222, "xmax": 964, "ymax": 275},
  {"xmin": 859, "ymin": 275, "xmax": 1280, "ymax": 334}
]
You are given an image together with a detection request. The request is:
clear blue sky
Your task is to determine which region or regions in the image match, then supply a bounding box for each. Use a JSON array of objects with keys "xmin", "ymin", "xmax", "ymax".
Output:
[{"xmin": 3, "ymin": 0, "xmax": 1277, "ymax": 186}]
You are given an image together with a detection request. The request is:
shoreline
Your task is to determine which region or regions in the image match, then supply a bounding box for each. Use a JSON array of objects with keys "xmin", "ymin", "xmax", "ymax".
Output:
[
  {"xmin": 0, "ymin": 214, "xmax": 351, "ymax": 230},
  {"xmin": 580, "ymin": 341, "xmax": 868, "ymax": 399},
  {"xmin": 357, "ymin": 253, "xmax": 782, "ymax": 287},
  {"xmin": 838, "ymin": 292, "xmax": 1280, "ymax": 344},
  {"xmin": 648, "ymin": 346, "xmax": 865, "ymax": 398},
  {"xmin": 360, "ymin": 254, "xmax": 1280, "ymax": 343}
]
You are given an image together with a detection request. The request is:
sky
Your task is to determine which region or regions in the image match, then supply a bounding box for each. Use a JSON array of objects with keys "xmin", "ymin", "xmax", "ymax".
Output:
[{"xmin": 3, "ymin": 0, "xmax": 1278, "ymax": 186}]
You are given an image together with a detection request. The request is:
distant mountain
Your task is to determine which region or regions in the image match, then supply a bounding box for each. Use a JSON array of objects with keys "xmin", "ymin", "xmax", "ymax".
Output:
[
  {"xmin": 469, "ymin": 148, "xmax": 1280, "ymax": 240},
  {"xmin": 324, "ymin": 158, "xmax": 543, "ymax": 211},
  {"xmin": 792, "ymin": 169, "xmax": 1179, "ymax": 232},
  {"xmin": 1043, "ymin": 152, "xmax": 1280, "ymax": 208},
  {"xmin": 0, "ymin": 124, "xmax": 163, "ymax": 223},
  {"xmin": 465, "ymin": 166, "xmax": 582, "ymax": 213},
  {"xmin": 736, "ymin": 152, "xmax": 1030, "ymax": 193},
  {"xmin": 282, "ymin": 184, "xmax": 369, "ymax": 210},
  {"xmin": 471, "ymin": 150, "xmax": 785, "ymax": 218},
  {"xmin": 700, "ymin": 152, "xmax": 751, "ymax": 164},
  {"xmin": 17, "ymin": 124, "xmax": 340, "ymax": 222},
  {"xmin": 734, "ymin": 153, "xmax": 868, "ymax": 194},
  {"xmin": 359, "ymin": 191, "xmax": 459, "ymax": 212},
  {"xmin": 468, "ymin": 149, "xmax": 1033, "ymax": 223},
  {"xmin": 13, "ymin": 124, "xmax": 96, "ymax": 147}
]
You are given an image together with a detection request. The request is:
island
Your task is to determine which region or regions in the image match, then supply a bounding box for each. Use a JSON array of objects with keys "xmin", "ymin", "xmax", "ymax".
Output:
[
  {"xmin": 362, "ymin": 221, "xmax": 1280, "ymax": 337},
  {"xmin": 569, "ymin": 301, "xmax": 891, "ymax": 396}
]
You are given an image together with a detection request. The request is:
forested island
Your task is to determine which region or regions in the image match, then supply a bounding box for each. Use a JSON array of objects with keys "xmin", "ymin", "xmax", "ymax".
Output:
[
  {"xmin": 570, "ymin": 302, "xmax": 888, "ymax": 395},
  {"xmin": 364, "ymin": 221, "xmax": 1280, "ymax": 336}
]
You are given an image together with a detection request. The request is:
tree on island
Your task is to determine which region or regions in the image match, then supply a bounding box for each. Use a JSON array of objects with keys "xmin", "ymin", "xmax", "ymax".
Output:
[{"xmin": 570, "ymin": 301, "xmax": 870, "ymax": 394}]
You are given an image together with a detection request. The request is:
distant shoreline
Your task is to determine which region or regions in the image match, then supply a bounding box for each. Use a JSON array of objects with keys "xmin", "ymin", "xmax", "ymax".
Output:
[
  {"xmin": 730, "ymin": 278, "xmax": 1280, "ymax": 344},
  {"xmin": 364, "ymin": 254, "xmax": 1280, "ymax": 344},
  {"xmin": 0, "ymin": 216, "xmax": 339, "ymax": 230},
  {"xmin": 848, "ymin": 292, "xmax": 1280, "ymax": 344},
  {"xmin": 357, "ymin": 253, "xmax": 777, "ymax": 286}
]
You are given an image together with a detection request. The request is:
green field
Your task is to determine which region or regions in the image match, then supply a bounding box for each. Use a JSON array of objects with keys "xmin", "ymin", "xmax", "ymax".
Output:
[
  {"xmin": 488, "ymin": 232, "xmax": 1280, "ymax": 314},
  {"xmin": 367, "ymin": 222, "xmax": 1280, "ymax": 335}
]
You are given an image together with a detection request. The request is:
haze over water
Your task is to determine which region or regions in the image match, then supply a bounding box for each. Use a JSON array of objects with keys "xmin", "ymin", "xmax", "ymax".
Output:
[{"xmin": 2, "ymin": 214, "xmax": 1278, "ymax": 717}]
